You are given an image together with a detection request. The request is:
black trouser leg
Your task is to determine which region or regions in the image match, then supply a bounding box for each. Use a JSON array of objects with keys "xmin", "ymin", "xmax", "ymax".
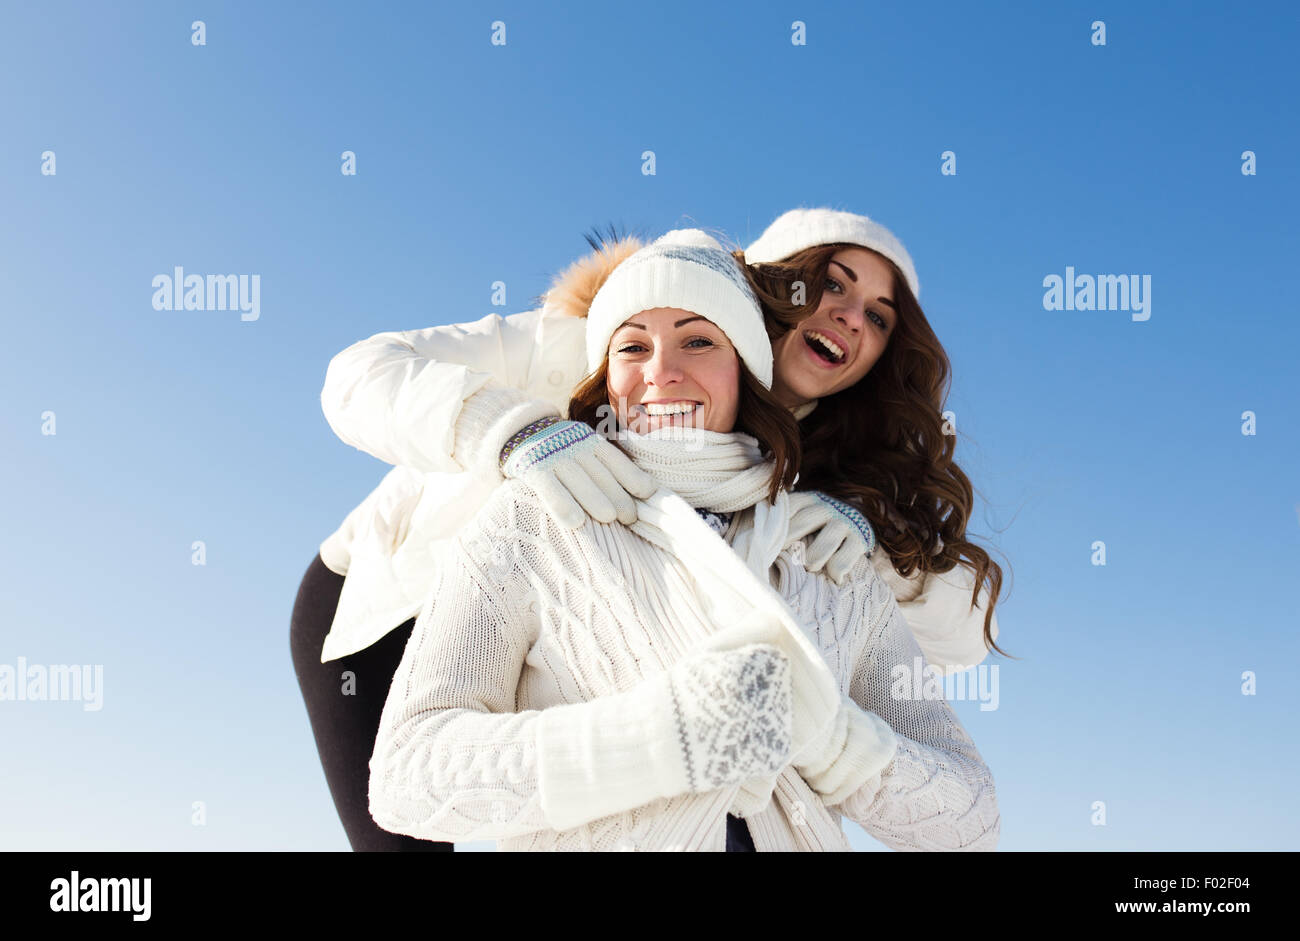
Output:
[{"xmin": 289, "ymin": 553, "xmax": 453, "ymax": 852}]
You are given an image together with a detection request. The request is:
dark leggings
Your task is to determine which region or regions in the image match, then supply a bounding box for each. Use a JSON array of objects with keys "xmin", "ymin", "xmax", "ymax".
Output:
[{"xmin": 289, "ymin": 553, "xmax": 453, "ymax": 852}]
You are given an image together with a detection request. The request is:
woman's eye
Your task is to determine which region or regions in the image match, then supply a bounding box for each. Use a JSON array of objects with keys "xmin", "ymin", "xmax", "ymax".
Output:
[
  {"xmin": 824, "ymin": 276, "xmax": 843, "ymax": 294},
  {"xmin": 867, "ymin": 310, "xmax": 887, "ymax": 330},
  {"xmin": 686, "ymin": 337, "xmax": 713, "ymax": 348},
  {"xmin": 616, "ymin": 344, "xmax": 646, "ymax": 353}
]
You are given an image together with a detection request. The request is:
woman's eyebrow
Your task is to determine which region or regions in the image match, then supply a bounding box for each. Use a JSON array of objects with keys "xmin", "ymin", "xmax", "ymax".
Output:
[
  {"xmin": 830, "ymin": 260, "xmax": 896, "ymax": 310},
  {"xmin": 617, "ymin": 315, "xmax": 710, "ymax": 331}
]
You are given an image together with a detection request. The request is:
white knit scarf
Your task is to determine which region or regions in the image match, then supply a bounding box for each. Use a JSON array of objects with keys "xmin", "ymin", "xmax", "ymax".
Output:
[
  {"xmin": 615, "ymin": 427, "xmax": 790, "ymax": 584},
  {"xmin": 614, "ymin": 424, "xmax": 844, "ymax": 772}
]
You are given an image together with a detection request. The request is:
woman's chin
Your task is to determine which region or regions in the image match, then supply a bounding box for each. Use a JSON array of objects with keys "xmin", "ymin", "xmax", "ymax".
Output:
[{"xmin": 774, "ymin": 373, "xmax": 825, "ymax": 408}]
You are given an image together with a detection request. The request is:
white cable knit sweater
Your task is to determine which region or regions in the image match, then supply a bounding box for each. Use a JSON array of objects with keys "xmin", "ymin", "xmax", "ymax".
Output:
[{"xmin": 368, "ymin": 436, "xmax": 1001, "ymax": 852}]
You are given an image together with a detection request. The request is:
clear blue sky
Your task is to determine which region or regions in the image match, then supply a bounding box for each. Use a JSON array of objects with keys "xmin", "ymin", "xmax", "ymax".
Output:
[{"xmin": 2, "ymin": 0, "xmax": 1296, "ymax": 851}]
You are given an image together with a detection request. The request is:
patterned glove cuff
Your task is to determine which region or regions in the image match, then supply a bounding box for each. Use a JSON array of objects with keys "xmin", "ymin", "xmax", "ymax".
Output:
[
  {"xmin": 815, "ymin": 492, "xmax": 877, "ymax": 557},
  {"xmin": 498, "ymin": 416, "xmax": 564, "ymax": 469}
]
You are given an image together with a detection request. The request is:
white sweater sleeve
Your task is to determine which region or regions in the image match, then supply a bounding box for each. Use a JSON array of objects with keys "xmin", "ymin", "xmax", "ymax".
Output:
[
  {"xmin": 367, "ymin": 498, "xmax": 695, "ymax": 843},
  {"xmin": 870, "ymin": 551, "xmax": 999, "ymax": 674},
  {"xmin": 828, "ymin": 564, "xmax": 1001, "ymax": 851},
  {"xmin": 320, "ymin": 310, "xmax": 560, "ymax": 477}
]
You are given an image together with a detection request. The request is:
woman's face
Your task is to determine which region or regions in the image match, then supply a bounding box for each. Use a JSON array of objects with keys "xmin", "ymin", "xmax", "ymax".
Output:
[
  {"xmin": 768, "ymin": 246, "xmax": 897, "ymax": 409},
  {"xmin": 606, "ymin": 307, "xmax": 740, "ymax": 434}
]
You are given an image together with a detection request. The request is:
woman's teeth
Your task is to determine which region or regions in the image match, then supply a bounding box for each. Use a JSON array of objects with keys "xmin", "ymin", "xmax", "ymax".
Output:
[
  {"xmin": 804, "ymin": 330, "xmax": 846, "ymax": 364},
  {"xmin": 636, "ymin": 402, "xmax": 699, "ymax": 416}
]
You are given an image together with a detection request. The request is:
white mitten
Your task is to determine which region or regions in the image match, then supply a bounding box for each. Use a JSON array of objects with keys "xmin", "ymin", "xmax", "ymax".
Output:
[
  {"xmin": 703, "ymin": 608, "xmax": 842, "ymax": 771},
  {"xmin": 787, "ymin": 491, "xmax": 877, "ymax": 585},
  {"xmin": 693, "ymin": 609, "xmax": 839, "ymax": 816},
  {"xmin": 794, "ymin": 693, "xmax": 899, "ymax": 806},
  {"xmin": 669, "ymin": 644, "xmax": 794, "ymax": 794},
  {"xmin": 536, "ymin": 643, "xmax": 792, "ymax": 831},
  {"xmin": 499, "ymin": 417, "xmax": 659, "ymax": 527}
]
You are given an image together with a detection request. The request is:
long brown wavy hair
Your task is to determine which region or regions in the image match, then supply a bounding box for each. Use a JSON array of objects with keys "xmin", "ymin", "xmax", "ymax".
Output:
[
  {"xmin": 566, "ymin": 357, "xmax": 802, "ymax": 507},
  {"xmin": 740, "ymin": 242, "xmax": 1010, "ymax": 660}
]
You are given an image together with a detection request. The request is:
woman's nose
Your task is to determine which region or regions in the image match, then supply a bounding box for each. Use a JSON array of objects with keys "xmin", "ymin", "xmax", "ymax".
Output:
[
  {"xmin": 830, "ymin": 302, "xmax": 863, "ymax": 335},
  {"xmin": 643, "ymin": 348, "xmax": 685, "ymax": 386}
]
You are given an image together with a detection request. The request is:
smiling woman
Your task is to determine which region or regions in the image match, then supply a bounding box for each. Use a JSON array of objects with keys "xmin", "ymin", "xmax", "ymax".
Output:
[
  {"xmin": 605, "ymin": 309, "xmax": 741, "ymax": 434},
  {"xmin": 768, "ymin": 247, "xmax": 899, "ymax": 408},
  {"xmin": 366, "ymin": 229, "xmax": 1000, "ymax": 852},
  {"xmin": 300, "ymin": 210, "xmax": 1006, "ymax": 853},
  {"xmin": 567, "ymin": 238, "xmax": 804, "ymax": 504},
  {"xmin": 568, "ymin": 306, "xmax": 801, "ymax": 506},
  {"xmin": 740, "ymin": 209, "xmax": 1006, "ymax": 661}
]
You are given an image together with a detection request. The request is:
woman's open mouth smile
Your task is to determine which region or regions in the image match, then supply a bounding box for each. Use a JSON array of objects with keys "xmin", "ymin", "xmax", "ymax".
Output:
[{"xmin": 802, "ymin": 329, "xmax": 848, "ymax": 368}]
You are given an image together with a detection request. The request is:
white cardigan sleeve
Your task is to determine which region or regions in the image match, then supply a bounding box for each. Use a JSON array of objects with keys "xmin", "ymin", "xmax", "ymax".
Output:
[
  {"xmin": 320, "ymin": 309, "xmax": 560, "ymax": 478},
  {"xmin": 367, "ymin": 496, "xmax": 697, "ymax": 843},
  {"xmin": 827, "ymin": 563, "xmax": 1001, "ymax": 851}
]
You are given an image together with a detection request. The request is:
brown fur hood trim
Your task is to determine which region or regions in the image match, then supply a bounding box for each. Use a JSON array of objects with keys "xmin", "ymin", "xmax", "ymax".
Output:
[{"xmin": 545, "ymin": 235, "xmax": 644, "ymax": 319}]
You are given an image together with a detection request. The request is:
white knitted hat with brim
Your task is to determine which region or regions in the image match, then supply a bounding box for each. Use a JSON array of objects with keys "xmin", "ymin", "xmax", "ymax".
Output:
[
  {"xmin": 586, "ymin": 228, "xmax": 773, "ymax": 389},
  {"xmin": 744, "ymin": 207, "xmax": 920, "ymax": 300}
]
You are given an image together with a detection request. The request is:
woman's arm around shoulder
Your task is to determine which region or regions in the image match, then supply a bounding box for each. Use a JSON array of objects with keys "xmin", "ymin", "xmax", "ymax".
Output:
[{"xmin": 321, "ymin": 308, "xmax": 560, "ymax": 475}]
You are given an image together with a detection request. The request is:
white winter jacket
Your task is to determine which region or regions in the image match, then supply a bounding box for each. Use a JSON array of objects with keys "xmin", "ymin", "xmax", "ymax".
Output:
[
  {"xmin": 318, "ymin": 300, "xmax": 999, "ymax": 668},
  {"xmin": 317, "ymin": 300, "xmax": 576, "ymax": 662}
]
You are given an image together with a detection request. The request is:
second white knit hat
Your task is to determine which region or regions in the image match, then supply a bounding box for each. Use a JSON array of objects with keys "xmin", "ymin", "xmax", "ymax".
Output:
[
  {"xmin": 744, "ymin": 207, "xmax": 920, "ymax": 300},
  {"xmin": 586, "ymin": 228, "xmax": 773, "ymax": 389}
]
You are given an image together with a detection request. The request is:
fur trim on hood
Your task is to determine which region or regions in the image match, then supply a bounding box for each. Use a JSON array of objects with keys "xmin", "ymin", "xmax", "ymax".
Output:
[{"xmin": 545, "ymin": 235, "xmax": 644, "ymax": 319}]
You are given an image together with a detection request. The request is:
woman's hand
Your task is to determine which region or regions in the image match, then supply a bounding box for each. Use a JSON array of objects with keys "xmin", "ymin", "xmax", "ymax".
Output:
[
  {"xmin": 499, "ymin": 418, "xmax": 659, "ymax": 527},
  {"xmin": 786, "ymin": 491, "xmax": 878, "ymax": 585},
  {"xmin": 535, "ymin": 639, "xmax": 793, "ymax": 830},
  {"xmin": 668, "ymin": 643, "xmax": 794, "ymax": 793}
]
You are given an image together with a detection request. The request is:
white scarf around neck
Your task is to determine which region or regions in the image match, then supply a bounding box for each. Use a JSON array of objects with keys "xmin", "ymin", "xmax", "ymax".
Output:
[
  {"xmin": 611, "ymin": 424, "xmax": 844, "ymax": 774},
  {"xmin": 615, "ymin": 426, "xmax": 790, "ymax": 583}
]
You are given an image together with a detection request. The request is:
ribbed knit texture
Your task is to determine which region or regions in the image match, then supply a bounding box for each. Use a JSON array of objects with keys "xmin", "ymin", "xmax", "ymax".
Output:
[
  {"xmin": 616, "ymin": 427, "xmax": 775, "ymax": 512},
  {"xmin": 368, "ymin": 429, "xmax": 1000, "ymax": 851},
  {"xmin": 744, "ymin": 207, "xmax": 921, "ymax": 300},
  {"xmin": 616, "ymin": 427, "xmax": 792, "ymax": 586},
  {"xmin": 585, "ymin": 229, "xmax": 774, "ymax": 389}
]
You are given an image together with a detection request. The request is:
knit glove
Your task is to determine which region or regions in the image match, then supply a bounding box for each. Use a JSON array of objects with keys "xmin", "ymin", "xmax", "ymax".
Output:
[
  {"xmin": 536, "ymin": 641, "xmax": 792, "ymax": 832},
  {"xmin": 721, "ymin": 636, "xmax": 892, "ymax": 822},
  {"xmin": 786, "ymin": 491, "xmax": 877, "ymax": 586},
  {"xmin": 694, "ymin": 615, "xmax": 791, "ymax": 820},
  {"xmin": 723, "ymin": 579, "xmax": 898, "ymax": 805},
  {"xmin": 793, "ymin": 693, "xmax": 899, "ymax": 807},
  {"xmin": 699, "ymin": 610, "xmax": 839, "ymax": 820},
  {"xmin": 499, "ymin": 417, "xmax": 659, "ymax": 528}
]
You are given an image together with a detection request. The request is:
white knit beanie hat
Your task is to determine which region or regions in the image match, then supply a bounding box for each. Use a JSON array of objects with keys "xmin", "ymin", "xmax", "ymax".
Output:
[
  {"xmin": 744, "ymin": 207, "xmax": 920, "ymax": 300},
  {"xmin": 586, "ymin": 228, "xmax": 773, "ymax": 389}
]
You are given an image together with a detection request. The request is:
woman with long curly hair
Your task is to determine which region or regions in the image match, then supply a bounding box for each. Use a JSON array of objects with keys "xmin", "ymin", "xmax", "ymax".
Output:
[
  {"xmin": 740, "ymin": 208, "xmax": 1006, "ymax": 665},
  {"xmin": 366, "ymin": 229, "xmax": 1000, "ymax": 850},
  {"xmin": 292, "ymin": 207, "xmax": 1007, "ymax": 850}
]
